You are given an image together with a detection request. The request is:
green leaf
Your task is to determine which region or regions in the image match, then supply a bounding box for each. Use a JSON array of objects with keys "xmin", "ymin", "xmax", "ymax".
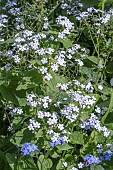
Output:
[
  {"xmin": 106, "ymin": 61, "xmax": 113, "ymax": 74},
  {"xmin": 87, "ymin": 56, "xmax": 99, "ymax": 64},
  {"xmin": 90, "ymin": 165, "xmax": 105, "ymax": 170},
  {"xmin": 102, "ymin": 88, "xmax": 113, "ymax": 123},
  {"xmin": 0, "ymin": 85, "xmax": 18, "ymax": 104},
  {"xmin": 17, "ymin": 97, "xmax": 27, "ymax": 106},
  {"xmin": 56, "ymin": 143, "xmax": 73, "ymax": 151},
  {"xmin": 0, "ymin": 80, "xmax": 5, "ymax": 86},
  {"xmin": 37, "ymin": 155, "xmax": 52, "ymax": 170},
  {"xmin": 106, "ymin": 38, "xmax": 112, "ymax": 48},
  {"xmin": 10, "ymin": 128, "xmax": 34, "ymax": 146},
  {"xmin": 5, "ymin": 153, "xmax": 15, "ymax": 170},
  {"xmin": 51, "ymin": 152, "xmax": 60, "ymax": 158},
  {"xmin": 56, "ymin": 159, "xmax": 62, "ymax": 170},
  {"xmin": 105, "ymin": 111, "xmax": 113, "ymax": 123},
  {"xmin": 70, "ymin": 132, "xmax": 84, "ymax": 145},
  {"xmin": 65, "ymin": 154, "xmax": 74, "ymax": 162},
  {"xmin": 37, "ymin": 155, "xmax": 44, "ymax": 170},
  {"xmin": 0, "ymin": 150, "xmax": 11, "ymax": 170},
  {"xmin": 81, "ymin": 0, "xmax": 101, "ymax": 6},
  {"xmin": 58, "ymin": 37, "xmax": 72, "ymax": 48},
  {"xmin": 16, "ymin": 83, "xmax": 29, "ymax": 90},
  {"xmin": 19, "ymin": 157, "xmax": 37, "ymax": 169},
  {"xmin": 110, "ymin": 78, "xmax": 113, "ymax": 86},
  {"xmin": 43, "ymin": 158, "xmax": 53, "ymax": 169},
  {"xmin": 35, "ymin": 129, "xmax": 43, "ymax": 140}
]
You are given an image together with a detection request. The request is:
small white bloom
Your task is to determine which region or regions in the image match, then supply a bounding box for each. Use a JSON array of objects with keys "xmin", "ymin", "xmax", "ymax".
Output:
[
  {"xmin": 78, "ymin": 162, "xmax": 84, "ymax": 168},
  {"xmin": 63, "ymin": 162, "xmax": 68, "ymax": 167},
  {"xmin": 70, "ymin": 167, "xmax": 78, "ymax": 170},
  {"xmin": 40, "ymin": 66, "xmax": 47, "ymax": 74},
  {"xmin": 51, "ymin": 64, "xmax": 59, "ymax": 71},
  {"xmin": 47, "ymin": 129, "xmax": 54, "ymax": 134},
  {"xmin": 41, "ymin": 58, "xmax": 48, "ymax": 64},
  {"xmin": 43, "ymin": 102, "xmax": 48, "ymax": 108},
  {"xmin": 58, "ymin": 124, "xmax": 64, "ymax": 130},
  {"xmin": 44, "ymin": 73, "xmax": 52, "ymax": 81},
  {"xmin": 98, "ymin": 85, "xmax": 103, "ymax": 90}
]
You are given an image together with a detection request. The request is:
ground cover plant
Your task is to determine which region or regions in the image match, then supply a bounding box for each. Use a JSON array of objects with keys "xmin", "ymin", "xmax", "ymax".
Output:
[{"xmin": 0, "ymin": 0, "xmax": 113, "ymax": 169}]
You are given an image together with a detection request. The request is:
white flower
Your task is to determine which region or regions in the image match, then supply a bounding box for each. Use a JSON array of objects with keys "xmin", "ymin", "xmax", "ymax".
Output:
[
  {"xmin": 41, "ymin": 58, "xmax": 48, "ymax": 64},
  {"xmin": 43, "ymin": 22, "xmax": 49, "ymax": 29},
  {"xmin": 78, "ymin": 162, "xmax": 84, "ymax": 168},
  {"xmin": 63, "ymin": 136, "xmax": 70, "ymax": 143},
  {"xmin": 70, "ymin": 167, "xmax": 78, "ymax": 170},
  {"xmin": 47, "ymin": 129, "xmax": 54, "ymax": 134},
  {"xmin": 17, "ymin": 108, "xmax": 23, "ymax": 115},
  {"xmin": 58, "ymin": 32, "xmax": 65, "ymax": 39},
  {"xmin": 8, "ymin": 123, "xmax": 13, "ymax": 131},
  {"xmin": 28, "ymin": 124, "xmax": 34, "ymax": 131},
  {"xmin": 98, "ymin": 85, "xmax": 103, "ymax": 90},
  {"xmin": 40, "ymin": 66, "xmax": 47, "ymax": 74},
  {"xmin": 37, "ymin": 111, "xmax": 44, "ymax": 119},
  {"xmin": 43, "ymin": 102, "xmax": 48, "ymax": 108},
  {"xmin": 47, "ymin": 117, "xmax": 58, "ymax": 125},
  {"xmin": 102, "ymin": 14, "xmax": 110, "ymax": 24},
  {"xmin": 57, "ymin": 57, "xmax": 66, "ymax": 66},
  {"xmin": 44, "ymin": 112, "xmax": 51, "ymax": 117},
  {"xmin": 58, "ymin": 124, "xmax": 64, "ymax": 130},
  {"xmin": 75, "ymin": 59, "xmax": 84, "ymax": 66},
  {"xmin": 28, "ymin": 118, "xmax": 40, "ymax": 130},
  {"xmin": 30, "ymin": 101, "xmax": 37, "ymax": 107},
  {"xmin": 95, "ymin": 106, "xmax": 101, "ymax": 113},
  {"xmin": 51, "ymin": 64, "xmax": 59, "ymax": 71},
  {"xmin": 63, "ymin": 162, "xmax": 68, "ymax": 167},
  {"xmin": 44, "ymin": 73, "xmax": 52, "ymax": 81},
  {"xmin": 67, "ymin": 54, "xmax": 72, "ymax": 59},
  {"xmin": 13, "ymin": 55, "xmax": 20, "ymax": 63}
]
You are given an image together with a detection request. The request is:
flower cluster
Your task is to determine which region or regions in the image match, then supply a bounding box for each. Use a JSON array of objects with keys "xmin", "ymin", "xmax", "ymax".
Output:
[
  {"xmin": 21, "ymin": 142, "xmax": 38, "ymax": 156},
  {"xmin": 80, "ymin": 113, "xmax": 110, "ymax": 137},
  {"xmin": 100, "ymin": 150, "xmax": 113, "ymax": 161},
  {"xmin": 1, "ymin": 0, "xmax": 113, "ymax": 169},
  {"xmin": 50, "ymin": 136, "xmax": 65, "ymax": 147},
  {"xmin": 28, "ymin": 118, "xmax": 41, "ymax": 131},
  {"xmin": 56, "ymin": 15, "xmax": 74, "ymax": 38},
  {"xmin": 83, "ymin": 154, "xmax": 100, "ymax": 166}
]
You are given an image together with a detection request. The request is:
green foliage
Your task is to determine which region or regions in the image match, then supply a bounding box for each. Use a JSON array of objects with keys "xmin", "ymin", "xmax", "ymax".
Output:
[
  {"xmin": 70, "ymin": 132, "xmax": 84, "ymax": 145},
  {"xmin": 1, "ymin": 0, "xmax": 113, "ymax": 169}
]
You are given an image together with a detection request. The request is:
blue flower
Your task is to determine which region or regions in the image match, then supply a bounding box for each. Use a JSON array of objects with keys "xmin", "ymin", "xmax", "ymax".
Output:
[
  {"xmin": 50, "ymin": 137, "xmax": 65, "ymax": 147},
  {"xmin": 84, "ymin": 154, "xmax": 100, "ymax": 166},
  {"xmin": 101, "ymin": 150, "xmax": 113, "ymax": 161},
  {"xmin": 21, "ymin": 142, "xmax": 38, "ymax": 156}
]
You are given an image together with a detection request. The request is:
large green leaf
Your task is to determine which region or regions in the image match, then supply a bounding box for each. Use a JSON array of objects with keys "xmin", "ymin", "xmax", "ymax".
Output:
[
  {"xmin": 0, "ymin": 85, "xmax": 18, "ymax": 104},
  {"xmin": 0, "ymin": 150, "xmax": 11, "ymax": 170},
  {"xmin": 56, "ymin": 159, "xmax": 62, "ymax": 170},
  {"xmin": 70, "ymin": 131, "xmax": 84, "ymax": 145},
  {"xmin": 56, "ymin": 143, "xmax": 73, "ymax": 151},
  {"xmin": 10, "ymin": 128, "xmax": 34, "ymax": 146},
  {"xmin": 37, "ymin": 155, "xmax": 52, "ymax": 170},
  {"xmin": 87, "ymin": 56, "xmax": 99, "ymax": 65},
  {"xmin": 58, "ymin": 37, "xmax": 72, "ymax": 48},
  {"xmin": 106, "ymin": 61, "xmax": 113, "ymax": 74},
  {"xmin": 18, "ymin": 157, "xmax": 37, "ymax": 170}
]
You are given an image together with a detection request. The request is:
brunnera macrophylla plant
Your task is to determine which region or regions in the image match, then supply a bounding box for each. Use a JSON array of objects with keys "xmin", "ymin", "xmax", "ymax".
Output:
[{"xmin": 0, "ymin": 0, "xmax": 113, "ymax": 170}]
